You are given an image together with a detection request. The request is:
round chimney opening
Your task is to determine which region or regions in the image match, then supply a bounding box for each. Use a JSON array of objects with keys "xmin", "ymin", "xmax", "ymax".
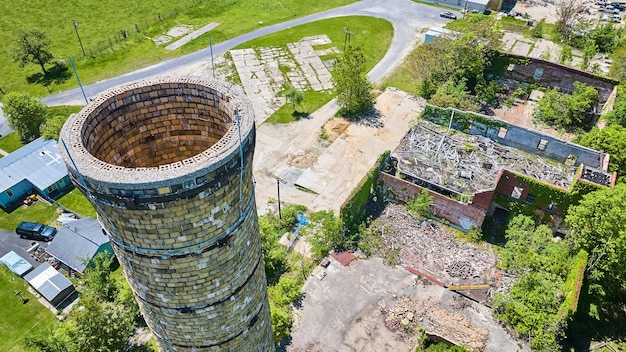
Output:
[{"xmin": 81, "ymin": 82, "xmax": 233, "ymax": 168}]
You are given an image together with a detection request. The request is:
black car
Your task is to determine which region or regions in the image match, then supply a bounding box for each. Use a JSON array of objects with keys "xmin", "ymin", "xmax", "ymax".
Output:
[
  {"xmin": 440, "ymin": 11, "xmax": 457, "ymax": 20},
  {"xmin": 16, "ymin": 221, "xmax": 57, "ymax": 241}
]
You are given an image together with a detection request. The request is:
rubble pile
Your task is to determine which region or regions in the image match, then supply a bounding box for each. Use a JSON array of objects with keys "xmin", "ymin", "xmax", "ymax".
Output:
[
  {"xmin": 380, "ymin": 296, "xmax": 489, "ymax": 351},
  {"xmin": 394, "ymin": 122, "xmax": 575, "ymax": 195},
  {"xmin": 376, "ymin": 204, "xmax": 497, "ymax": 285}
]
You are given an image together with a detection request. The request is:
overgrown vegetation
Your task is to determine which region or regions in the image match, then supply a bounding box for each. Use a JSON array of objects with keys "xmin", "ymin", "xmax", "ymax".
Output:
[
  {"xmin": 493, "ymin": 215, "xmax": 584, "ymax": 351},
  {"xmin": 26, "ymin": 252, "xmax": 149, "ymax": 352},
  {"xmin": 534, "ymin": 82, "xmax": 598, "ymax": 131},
  {"xmin": 331, "ymin": 44, "xmax": 375, "ymax": 118}
]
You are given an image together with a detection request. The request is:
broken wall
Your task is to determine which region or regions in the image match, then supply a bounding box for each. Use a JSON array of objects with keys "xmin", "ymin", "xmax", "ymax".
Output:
[{"xmin": 380, "ymin": 172, "xmax": 488, "ymax": 231}]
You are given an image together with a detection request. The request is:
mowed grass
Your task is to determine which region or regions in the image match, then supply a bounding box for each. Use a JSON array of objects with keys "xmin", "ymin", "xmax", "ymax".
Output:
[
  {"xmin": 57, "ymin": 188, "xmax": 97, "ymax": 218},
  {"xmin": 0, "ymin": 201, "xmax": 58, "ymax": 231},
  {"xmin": 236, "ymin": 16, "xmax": 393, "ymax": 123},
  {"xmin": 1, "ymin": 0, "xmax": 357, "ymax": 97},
  {"xmin": 0, "ymin": 133, "xmax": 25, "ymax": 153},
  {"xmin": 0, "ymin": 266, "xmax": 59, "ymax": 352}
]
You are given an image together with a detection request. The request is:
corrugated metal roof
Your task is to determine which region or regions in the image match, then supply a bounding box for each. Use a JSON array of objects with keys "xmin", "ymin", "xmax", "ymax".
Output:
[
  {"xmin": 46, "ymin": 217, "xmax": 110, "ymax": 273},
  {"xmin": 24, "ymin": 263, "xmax": 74, "ymax": 304},
  {"xmin": 0, "ymin": 138, "xmax": 68, "ymax": 193}
]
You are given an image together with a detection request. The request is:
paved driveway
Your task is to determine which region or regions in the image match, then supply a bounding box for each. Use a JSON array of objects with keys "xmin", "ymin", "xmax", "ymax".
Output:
[
  {"xmin": 42, "ymin": 0, "xmax": 457, "ymax": 106},
  {"xmin": 0, "ymin": 229, "xmax": 48, "ymax": 268}
]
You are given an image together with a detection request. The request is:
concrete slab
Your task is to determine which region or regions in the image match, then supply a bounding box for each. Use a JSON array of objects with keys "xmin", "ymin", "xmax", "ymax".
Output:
[
  {"xmin": 165, "ymin": 22, "xmax": 220, "ymax": 50},
  {"xmin": 287, "ymin": 257, "xmax": 527, "ymax": 352}
]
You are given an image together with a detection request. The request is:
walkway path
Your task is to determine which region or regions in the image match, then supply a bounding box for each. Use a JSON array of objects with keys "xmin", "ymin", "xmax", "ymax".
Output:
[{"xmin": 41, "ymin": 0, "xmax": 456, "ymax": 106}]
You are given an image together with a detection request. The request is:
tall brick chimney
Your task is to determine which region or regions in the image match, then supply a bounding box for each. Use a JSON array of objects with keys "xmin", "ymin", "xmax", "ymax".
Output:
[{"xmin": 59, "ymin": 77, "xmax": 274, "ymax": 351}]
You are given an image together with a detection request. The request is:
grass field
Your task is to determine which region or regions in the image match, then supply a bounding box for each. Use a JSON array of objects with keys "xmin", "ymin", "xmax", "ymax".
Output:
[
  {"xmin": 0, "ymin": 266, "xmax": 59, "ymax": 352},
  {"xmin": 57, "ymin": 189, "xmax": 97, "ymax": 218},
  {"xmin": 1, "ymin": 0, "xmax": 356, "ymax": 97},
  {"xmin": 236, "ymin": 16, "xmax": 393, "ymax": 123},
  {"xmin": 0, "ymin": 201, "xmax": 58, "ymax": 231},
  {"xmin": 0, "ymin": 133, "xmax": 25, "ymax": 153}
]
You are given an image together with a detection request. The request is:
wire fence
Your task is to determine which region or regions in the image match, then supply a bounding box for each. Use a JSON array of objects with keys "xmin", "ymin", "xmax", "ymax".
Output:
[{"xmin": 78, "ymin": 0, "xmax": 202, "ymax": 58}]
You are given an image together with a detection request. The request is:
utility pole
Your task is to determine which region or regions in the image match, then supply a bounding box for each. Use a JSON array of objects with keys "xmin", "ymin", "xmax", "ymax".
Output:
[
  {"xmin": 68, "ymin": 56, "xmax": 89, "ymax": 104},
  {"xmin": 343, "ymin": 27, "xmax": 355, "ymax": 51},
  {"xmin": 72, "ymin": 20, "xmax": 86, "ymax": 57},
  {"xmin": 266, "ymin": 171, "xmax": 286, "ymax": 219}
]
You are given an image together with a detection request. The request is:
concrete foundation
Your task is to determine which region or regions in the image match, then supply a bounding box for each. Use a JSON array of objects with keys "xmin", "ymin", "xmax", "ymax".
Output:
[{"xmin": 59, "ymin": 77, "xmax": 274, "ymax": 351}]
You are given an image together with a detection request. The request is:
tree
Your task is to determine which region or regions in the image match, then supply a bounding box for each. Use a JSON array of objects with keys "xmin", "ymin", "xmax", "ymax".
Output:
[
  {"xmin": 331, "ymin": 44, "xmax": 374, "ymax": 118},
  {"xmin": 566, "ymin": 184, "xmax": 626, "ymax": 296},
  {"xmin": 555, "ymin": 0, "xmax": 586, "ymax": 39},
  {"xmin": 611, "ymin": 45, "xmax": 626, "ymax": 81},
  {"xmin": 588, "ymin": 23, "xmax": 620, "ymax": 54},
  {"xmin": 2, "ymin": 92, "xmax": 48, "ymax": 141},
  {"xmin": 41, "ymin": 114, "xmax": 69, "ymax": 140},
  {"xmin": 407, "ymin": 189, "xmax": 434, "ymax": 221},
  {"xmin": 575, "ymin": 125, "xmax": 626, "ymax": 183},
  {"xmin": 581, "ymin": 39, "xmax": 598, "ymax": 71},
  {"xmin": 535, "ymin": 82, "xmax": 598, "ymax": 129},
  {"xmin": 12, "ymin": 28, "xmax": 54, "ymax": 75},
  {"xmin": 301, "ymin": 210, "xmax": 344, "ymax": 258},
  {"xmin": 284, "ymin": 85, "xmax": 303, "ymax": 112},
  {"xmin": 605, "ymin": 84, "xmax": 626, "ymax": 127},
  {"xmin": 429, "ymin": 79, "xmax": 480, "ymax": 112},
  {"xmin": 81, "ymin": 251, "xmax": 118, "ymax": 302}
]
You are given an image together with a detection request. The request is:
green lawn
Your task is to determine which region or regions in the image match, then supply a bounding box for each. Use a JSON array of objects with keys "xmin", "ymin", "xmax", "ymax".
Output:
[
  {"xmin": 1, "ymin": 0, "xmax": 357, "ymax": 97},
  {"xmin": 0, "ymin": 202, "xmax": 58, "ymax": 231},
  {"xmin": 0, "ymin": 266, "xmax": 59, "ymax": 352},
  {"xmin": 236, "ymin": 16, "xmax": 393, "ymax": 123},
  {"xmin": 0, "ymin": 133, "xmax": 25, "ymax": 153},
  {"xmin": 57, "ymin": 189, "xmax": 97, "ymax": 218}
]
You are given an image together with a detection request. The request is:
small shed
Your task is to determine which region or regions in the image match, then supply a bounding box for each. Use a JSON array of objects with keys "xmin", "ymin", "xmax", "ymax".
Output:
[
  {"xmin": 0, "ymin": 250, "xmax": 33, "ymax": 277},
  {"xmin": 46, "ymin": 217, "xmax": 112, "ymax": 274},
  {"xmin": 0, "ymin": 137, "xmax": 72, "ymax": 210},
  {"xmin": 424, "ymin": 27, "xmax": 458, "ymax": 43},
  {"xmin": 24, "ymin": 263, "xmax": 75, "ymax": 307}
]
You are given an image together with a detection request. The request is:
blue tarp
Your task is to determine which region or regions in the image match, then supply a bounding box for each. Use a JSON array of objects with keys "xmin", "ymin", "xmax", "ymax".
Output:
[{"xmin": 0, "ymin": 250, "xmax": 33, "ymax": 277}]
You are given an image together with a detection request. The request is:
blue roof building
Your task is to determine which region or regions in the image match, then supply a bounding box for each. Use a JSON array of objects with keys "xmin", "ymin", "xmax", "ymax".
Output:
[{"xmin": 0, "ymin": 138, "xmax": 72, "ymax": 210}]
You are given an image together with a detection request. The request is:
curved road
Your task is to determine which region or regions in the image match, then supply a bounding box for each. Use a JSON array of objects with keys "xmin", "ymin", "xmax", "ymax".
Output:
[{"xmin": 42, "ymin": 0, "xmax": 457, "ymax": 106}]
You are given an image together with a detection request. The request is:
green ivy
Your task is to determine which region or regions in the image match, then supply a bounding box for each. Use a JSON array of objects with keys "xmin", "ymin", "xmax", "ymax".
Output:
[{"xmin": 421, "ymin": 105, "xmax": 505, "ymax": 134}]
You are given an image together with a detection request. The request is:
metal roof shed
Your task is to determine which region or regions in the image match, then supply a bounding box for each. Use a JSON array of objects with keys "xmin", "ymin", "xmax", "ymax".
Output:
[
  {"xmin": 46, "ymin": 217, "xmax": 112, "ymax": 274},
  {"xmin": 24, "ymin": 263, "xmax": 75, "ymax": 307},
  {"xmin": 0, "ymin": 250, "xmax": 33, "ymax": 277}
]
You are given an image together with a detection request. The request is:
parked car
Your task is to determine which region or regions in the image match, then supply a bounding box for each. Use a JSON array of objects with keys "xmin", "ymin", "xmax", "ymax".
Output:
[
  {"xmin": 15, "ymin": 222, "xmax": 57, "ymax": 241},
  {"xmin": 613, "ymin": 13, "xmax": 622, "ymax": 21},
  {"xmin": 440, "ymin": 11, "xmax": 457, "ymax": 20},
  {"xmin": 596, "ymin": 0, "xmax": 608, "ymax": 5},
  {"xmin": 602, "ymin": 14, "xmax": 612, "ymax": 21}
]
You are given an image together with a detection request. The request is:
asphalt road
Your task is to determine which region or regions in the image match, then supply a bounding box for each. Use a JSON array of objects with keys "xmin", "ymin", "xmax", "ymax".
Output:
[
  {"xmin": 0, "ymin": 229, "xmax": 47, "ymax": 268},
  {"xmin": 41, "ymin": 0, "xmax": 457, "ymax": 106}
]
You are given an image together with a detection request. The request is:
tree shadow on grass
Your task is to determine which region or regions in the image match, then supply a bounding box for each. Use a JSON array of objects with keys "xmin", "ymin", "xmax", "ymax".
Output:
[
  {"xmin": 292, "ymin": 111, "xmax": 310, "ymax": 120},
  {"xmin": 26, "ymin": 61, "xmax": 71, "ymax": 91}
]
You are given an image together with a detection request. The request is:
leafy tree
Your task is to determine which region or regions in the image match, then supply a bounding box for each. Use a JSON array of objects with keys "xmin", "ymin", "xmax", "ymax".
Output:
[
  {"xmin": 258, "ymin": 215, "xmax": 288, "ymax": 282},
  {"xmin": 284, "ymin": 86, "xmax": 303, "ymax": 112},
  {"xmin": 27, "ymin": 297, "xmax": 136, "ymax": 352},
  {"xmin": 610, "ymin": 45, "xmax": 626, "ymax": 81},
  {"xmin": 2, "ymin": 92, "xmax": 48, "ymax": 141},
  {"xmin": 588, "ymin": 23, "xmax": 620, "ymax": 54},
  {"xmin": 429, "ymin": 79, "xmax": 480, "ymax": 112},
  {"xmin": 605, "ymin": 84, "xmax": 626, "ymax": 127},
  {"xmin": 268, "ymin": 277, "xmax": 301, "ymax": 343},
  {"xmin": 475, "ymin": 77, "xmax": 502, "ymax": 105},
  {"xmin": 581, "ymin": 39, "xmax": 598, "ymax": 71},
  {"xmin": 559, "ymin": 45, "xmax": 573, "ymax": 65},
  {"xmin": 535, "ymin": 82, "xmax": 598, "ymax": 129},
  {"xmin": 81, "ymin": 251, "xmax": 118, "ymax": 302},
  {"xmin": 407, "ymin": 189, "xmax": 434, "ymax": 221},
  {"xmin": 41, "ymin": 114, "xmax": 69, "ymax": 140},
  {"xmin": 301, "ymin": 210, "xmax": 344, "ymax": 259},
  {"xmin": 493, "ymin": 215, "xmax": 572, "ymax": 351},
  {"xmin": 575, "ymin": 125, "xmax": 626, "ymax": 183},
  {"xmin": 566, "ymin": 184, "xmax": 626, "ymax": 296},
  {"xmin": 11, "ymin": 28, "xmax": 54, "ymax": 75},
  {"xmin": 555, "ymin": 0, "xmax": 586, "ymax": 38},
  {"xmin": 331, "ymin": 44, "xmax": 374, "ymax": 118}
]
